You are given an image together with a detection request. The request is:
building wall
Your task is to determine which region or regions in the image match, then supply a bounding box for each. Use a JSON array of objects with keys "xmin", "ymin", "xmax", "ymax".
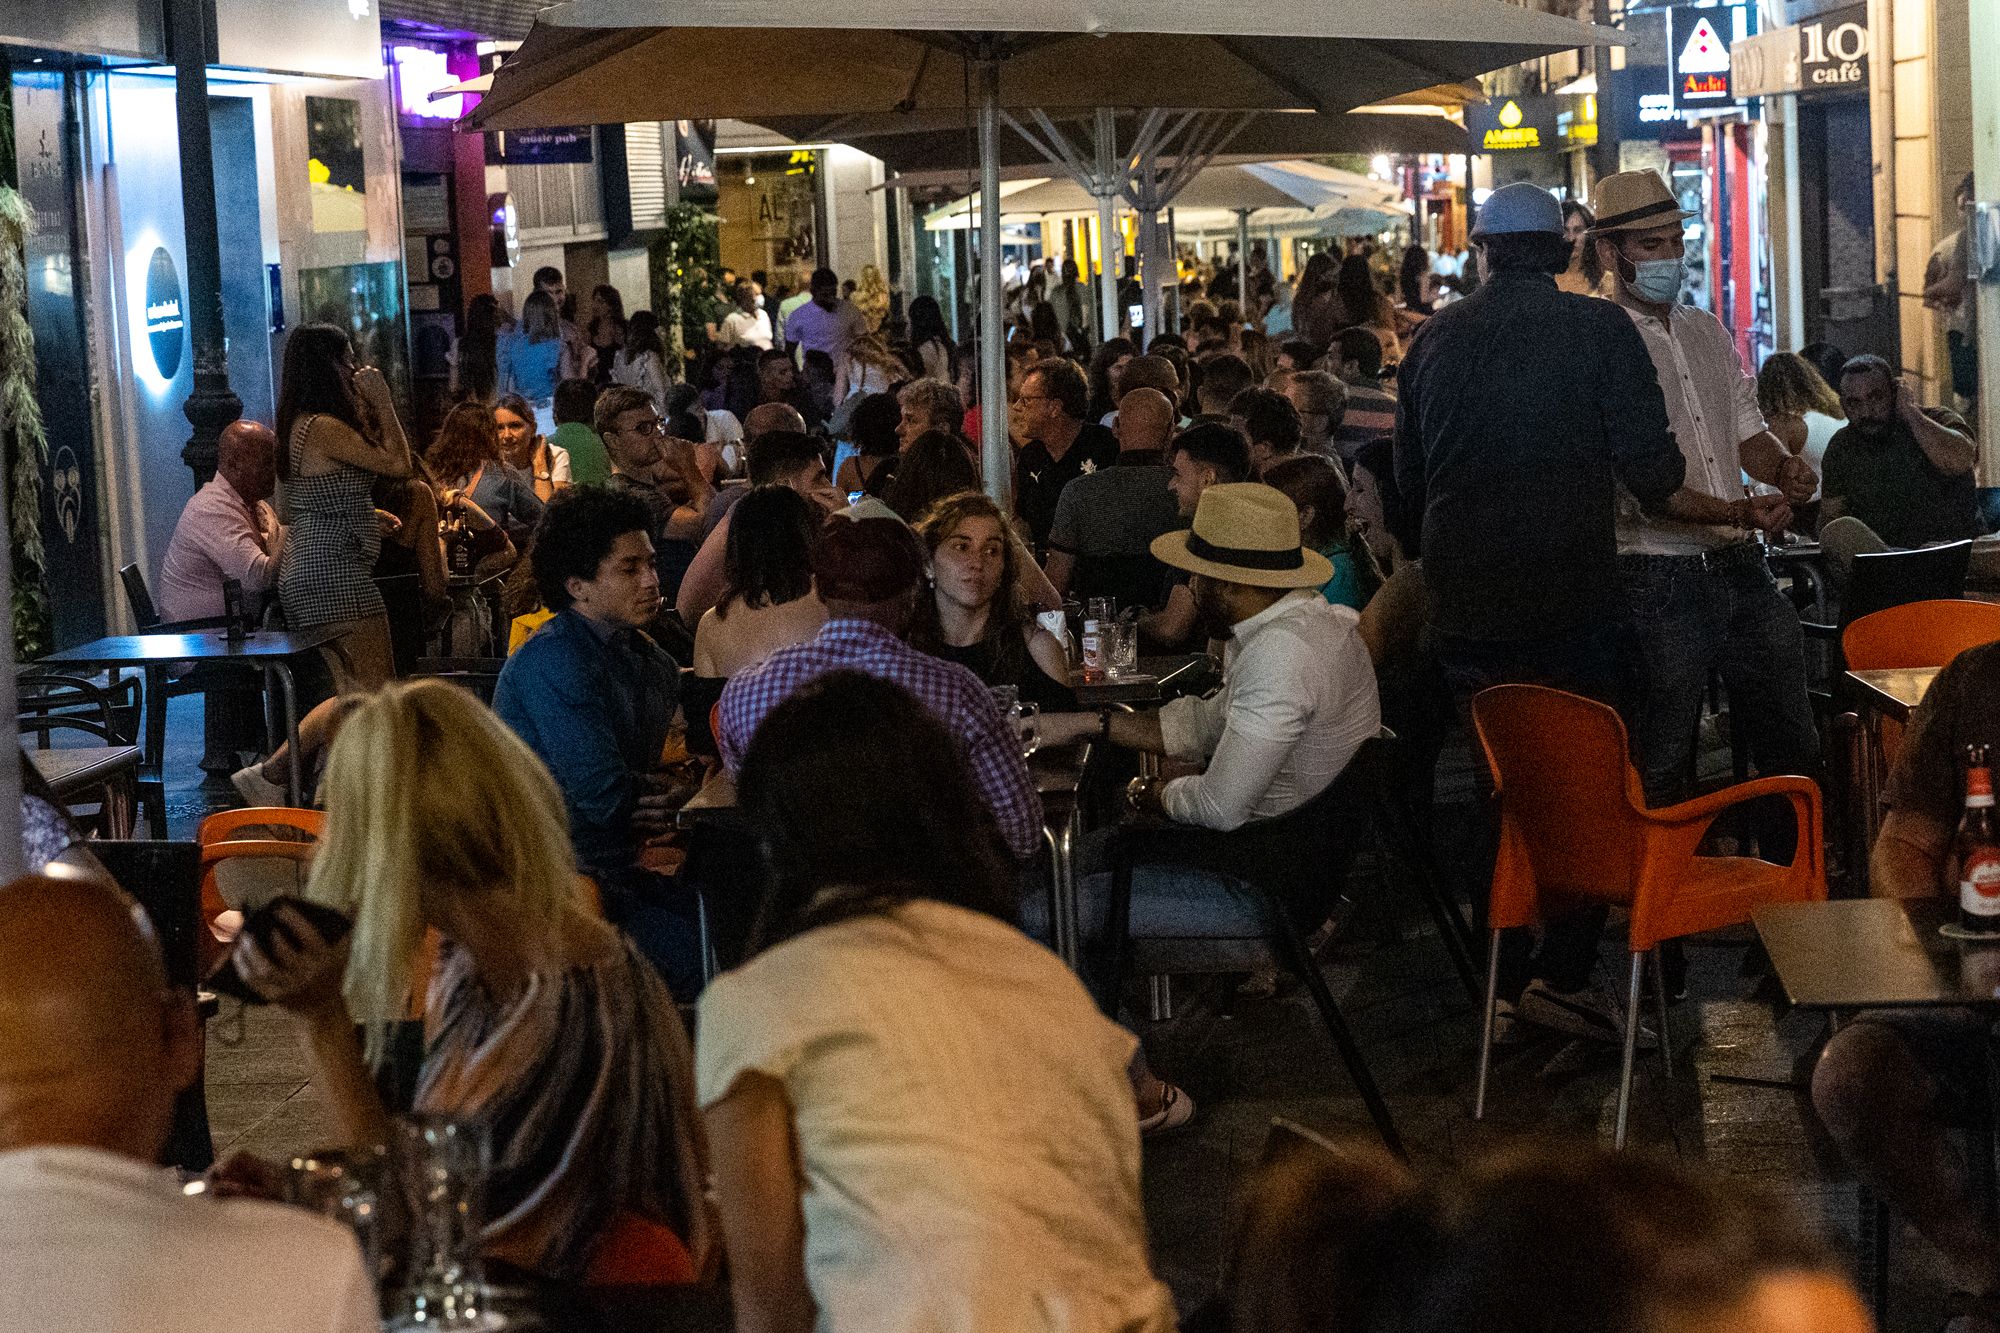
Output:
[
  {"xmin": 1891, "ymin": 0, "xmax": 1940, "ymax": 391},
  {"xmin": 823, "ymin": 145, "xmax": 886, "ymax": 289}
]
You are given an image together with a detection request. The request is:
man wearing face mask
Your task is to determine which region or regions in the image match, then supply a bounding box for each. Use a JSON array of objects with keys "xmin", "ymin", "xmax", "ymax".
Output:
[{"xmin": 1593, "ymin": 170, "xmax": 1824, "ymax": 882}]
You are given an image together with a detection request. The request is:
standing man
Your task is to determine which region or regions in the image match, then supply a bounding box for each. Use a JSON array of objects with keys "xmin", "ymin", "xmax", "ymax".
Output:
[
  {"xmin": 1013, "ymin": 358, "xmax": 1121, "ymax": 554},
  {"xmin": 1592, "ymin": 170, "xmax": 1822, "ymax": 830},
  {"xmin": 1045, "ymin": 386, "xmax": 1183, "ymax": 606},
  {"xmin": 1397, "ymin": 181, "xmax": 1688, "ymax": 1041},
  {"xmin": 783, "ymin": 268, "xmax": 869, "ymax": 401},
  {"xmin": 1923, "ymin": 172, "xmax": 1978, "ymax": 411},
  {"xmin": 533, "ymin": 265, "xmax": 591, "ymax": 381}
]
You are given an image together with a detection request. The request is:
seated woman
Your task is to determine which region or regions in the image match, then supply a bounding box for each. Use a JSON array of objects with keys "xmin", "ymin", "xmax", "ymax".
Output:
[
  {"xmin": 693, "ymin": 486, "xmax": 827, "ymax": 681},
  {"xmin": 833, "ymin": 391, "xmax": 901, "ymax": 498},
  {"xmin": 229, "ymin": 680, "xmax": 716, "ymax": 1283},
  {"xmin": 1263, "ymin": 454, "xmax": 1382, "ymax": 611},
  {"xmin": 908, "ymin": 491, "xmax": 1071, "ymax": 709},
  {"xmin": 496, "ymin": 392, "xmax": 571, "ymax": 503},
  {"xmin": 428, "ymin": 399, "xmax": 543, "ymax": 550},
  {"xmin": 699, "ymin": 672, "xmax": 1176, "ymax": 1333}
]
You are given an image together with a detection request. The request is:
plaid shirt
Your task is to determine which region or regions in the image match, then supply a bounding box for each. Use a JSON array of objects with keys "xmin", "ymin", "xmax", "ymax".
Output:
[{"xmin": 717, "ymin": 618, "xmax": 1043, "ymax": 858}]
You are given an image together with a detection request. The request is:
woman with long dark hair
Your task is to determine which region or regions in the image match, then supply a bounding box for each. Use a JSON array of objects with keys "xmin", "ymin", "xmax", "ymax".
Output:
[
  {"xmin": 583, "ymin": 284, "xmax": 627, "ymax": 386},
  {"xmin": 428, "ymin": 399, "xmax": 542, "ymax": 548},
  {"xmin": 1291, "ymin": 251, "xmax": 1341, "ymax": 347},
  {"xmin": 907, "ymin": 295, "xmax": 957, "ymax": 383},
  {"xmin": 691, "ymin": 485, "xmax": 826, "ymax": 679},
  {"xmin": 834, "ymin": 392, "xmax": 901, "ymax": 497},
  {"xmin": 1558, "ymin": 200, "xmax": 1607, "ymax": 297},
  {"xmin": 498, "ymin": 290, "xmax": 565, "ymax": 434},
  {"xmin": 1086, "ymin": 337, "xmax": 1136, "ymax": 423},
  {"xmin": 1335, "ymin": 256, "xmax": 1401, "ymax": 363},
  {"xmin": 1398, "ymin": 244, "xmax": 1438, "ymax": 318},
  {"xmin": 880, "ymin": 429, "xmax": 979, "ymax": 520},
  {"xmin": 698, "ymin": 671, "xmax": 1175, "ymax": 1333},
  {"xmin": 613, "ymin": 310, "xmax": 673, "ymax": 415},
  {"xmin": 273, "ymin": 324, "xmax": 414, "ymax": 691},
  {"xmin": 494, "ymin": 392, "xmax": 570, "ymax": 503},
  {"xmin": 453, "ymin": 292, "xmax": 502, "ymax": 402},
  {"xmin": 908, "ymin": 491, "xmax": 1070, "ymax": 707}
]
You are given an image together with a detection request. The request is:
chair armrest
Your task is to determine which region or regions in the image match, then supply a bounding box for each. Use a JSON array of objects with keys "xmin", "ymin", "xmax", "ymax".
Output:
[
  {"xmin": 1799, "ymin": 619, "xmax": 1838, "ymax": 640},
  {"xmin": 1638, "ymin": 774, "xmax": 1821, "ymax": 829}
]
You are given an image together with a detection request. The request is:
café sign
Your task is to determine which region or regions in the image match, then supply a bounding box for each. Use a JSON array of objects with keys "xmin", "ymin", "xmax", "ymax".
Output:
[{"xmin": 1731, "ymin": 3, "xmax": 1871, "ymax": 99}]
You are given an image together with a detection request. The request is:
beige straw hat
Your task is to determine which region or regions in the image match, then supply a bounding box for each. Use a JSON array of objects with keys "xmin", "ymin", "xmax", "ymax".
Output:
[
  {"xmin": 1150, "ymin": 483, "xmax": 1333, "ymax": 589},
  {"xmin": 1589, "ymin": 169, "xmax": 1698, "ymax": 233}
]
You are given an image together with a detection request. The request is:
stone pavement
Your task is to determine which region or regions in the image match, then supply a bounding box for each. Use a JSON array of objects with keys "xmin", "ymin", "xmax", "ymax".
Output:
[{"xmin": 167, "ymin": 694, "xmax": 1956, "ymax": 1330}]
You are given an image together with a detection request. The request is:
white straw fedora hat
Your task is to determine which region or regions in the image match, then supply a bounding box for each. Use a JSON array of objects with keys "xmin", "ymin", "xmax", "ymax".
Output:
[
  {"xmin": 1590, "ymin": 169, "xmax": 1697, "ymax": 233},
  {"xmin": 1150, "ymin": 483, "xmax": 1333, "ymax": 589}
]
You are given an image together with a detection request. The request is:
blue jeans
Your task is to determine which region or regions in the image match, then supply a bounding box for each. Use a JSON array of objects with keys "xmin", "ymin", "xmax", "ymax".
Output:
[
  {"xmin": 1617, "ymin": 552, "xmax": 1822, "ymax": 821},
  {"xmin": 591, "ymin": 864, "xmax": 706, "ymax": 1003},
  {"xmin": 1437, "ymin": 621, "xmax": 1631, "ymax": 999}
]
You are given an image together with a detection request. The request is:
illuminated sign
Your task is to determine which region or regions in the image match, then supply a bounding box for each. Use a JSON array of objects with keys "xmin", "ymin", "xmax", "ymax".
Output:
[
  {"xmin": 1485, "ymin": 100, "xmax": 1540, "ymax": 150},
  {"xmin": 389, "ymin": 44, "xmax": 460, "ymax": 121},
  {"xmin": 1671, "ymin": 9, "xmax": 1741, "ymax": 109},
  {"xmin": 1466, "ymin": 96, "xmax": 1564, "ymax": 152},
  {"xmin": 127, "ymin": 240, "xmax": 185, "ymax": 392}
]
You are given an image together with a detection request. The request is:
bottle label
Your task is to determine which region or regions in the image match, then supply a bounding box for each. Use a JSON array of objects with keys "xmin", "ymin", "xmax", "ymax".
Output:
[
  {"xmin": 1961, "ymin": 849, "xmax": 2000, "ymax": 916},
  {"xmin": 1970, "ymin": 766, "xmax": 1996, "ymax": 809}
]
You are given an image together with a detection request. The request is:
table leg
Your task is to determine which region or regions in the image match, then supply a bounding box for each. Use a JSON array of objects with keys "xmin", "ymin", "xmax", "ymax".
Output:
[
  {"xmin": 103, "ymin": 773, "xmax": 135, "ymax": 839},
  {"xmin": 265, "ymin": 662, "xmax": 304, "ymax": 808},
  {"xmin": 1042, "ymin": 811, "xmax": 1082, "ymax": 970}
]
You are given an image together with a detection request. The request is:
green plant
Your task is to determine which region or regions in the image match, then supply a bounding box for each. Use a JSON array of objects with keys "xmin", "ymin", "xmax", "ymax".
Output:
[
  {"xmin": 650, "ymin": 202, "xmax": 723, "ymax": 371},
  {"xmin": 0, "ymin": 185, "xmax": 52, "ymax": 659}
]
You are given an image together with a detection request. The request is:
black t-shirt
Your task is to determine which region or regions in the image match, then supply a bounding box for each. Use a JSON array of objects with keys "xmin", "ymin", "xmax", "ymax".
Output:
[
  {"xmin": 1015, "ymin": 422, "xmax": 1120, "ymax": 552},
  {"xmin": 1820, "ymin": 419, "xmax": 1980, "ymax": 549},
  {"xmin": 1885, "ymin": 641, "xmax": 2000, "ymax": 828}
]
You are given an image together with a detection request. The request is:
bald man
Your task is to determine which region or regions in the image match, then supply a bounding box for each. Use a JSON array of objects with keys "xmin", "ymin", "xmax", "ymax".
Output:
[
  {"xmin": 0, "ymin": 875, "xmax": 376, "ymax": 1332},
  {"xmin": 1044, "ymin": 385, "xmax": 1184, "ymax": 604},
  {"xmin": 158, "ymin": 421, "xmax": 284, "ymax": 625}
]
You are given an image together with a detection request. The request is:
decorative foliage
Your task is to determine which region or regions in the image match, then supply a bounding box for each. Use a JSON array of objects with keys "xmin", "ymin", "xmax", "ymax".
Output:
[
  {"xmin": 649, "ymin": 202, "xmax": 723, "ymax": 371},
  {"xmin": 0, "ymin": 185, "xmax": 51, "ymax": 660}
]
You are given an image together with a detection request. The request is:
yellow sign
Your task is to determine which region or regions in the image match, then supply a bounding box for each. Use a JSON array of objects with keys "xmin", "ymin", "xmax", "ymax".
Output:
[
  {"xmin": 1481, "ymin": 99, "xmax": 1542, "ymax": 149},
  {"xmin": 1499, "ymin": 100, "xmax": 1523, "ymax": 128}
]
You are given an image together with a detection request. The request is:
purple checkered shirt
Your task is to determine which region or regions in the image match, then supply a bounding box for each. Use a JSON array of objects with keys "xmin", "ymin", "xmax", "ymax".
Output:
[{"xmin": 717, "ymin": 618, "xmax": 1043, "ymax": 858}]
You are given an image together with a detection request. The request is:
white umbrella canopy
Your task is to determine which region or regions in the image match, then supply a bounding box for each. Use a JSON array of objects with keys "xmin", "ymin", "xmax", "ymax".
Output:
[
  {"xmin": 923, "ymin": 161, "xmax": 1403, "ymax": 227},
  {"xmin": 465, "ymin": 0, "xmax": 1613, "ymax": 500}
]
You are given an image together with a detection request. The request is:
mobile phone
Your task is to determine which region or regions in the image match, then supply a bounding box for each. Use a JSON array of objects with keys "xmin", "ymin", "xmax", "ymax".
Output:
[
  {"xmin": 1128, "ymin": 303, "xmax": 1145, "ymax": 328},
  {"xmin": 206, "ymin": 895, "xmax": 353, "ymax": 1004}
]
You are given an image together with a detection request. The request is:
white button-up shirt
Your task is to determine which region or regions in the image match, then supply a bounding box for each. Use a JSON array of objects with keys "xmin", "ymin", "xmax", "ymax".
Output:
[
  {"xmin": 1158, "ymin": 590, "xmax": 1381, "ymax": 831},
  {"xmin": 0, "ymin": 1145, "xmax": 378, "ymax": 1333},
  {"xmin": 1613, "ymin": 300, "xmax": 1770, "ymax": 555},
  {"xmin": 157, "ymin": 475, "xmax": 282, "ymax": 623}
]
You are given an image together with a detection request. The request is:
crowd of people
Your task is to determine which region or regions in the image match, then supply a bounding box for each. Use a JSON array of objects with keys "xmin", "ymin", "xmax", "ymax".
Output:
[{"xmin": 12, "ymin": 165, "xmax": 1997, "ymax": 1330}]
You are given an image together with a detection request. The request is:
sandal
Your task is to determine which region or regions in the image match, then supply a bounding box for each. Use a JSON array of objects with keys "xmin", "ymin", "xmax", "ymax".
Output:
[{"xmin": 1138, "ymin": 1081, "xmax": 1196, "ymax": 1136}]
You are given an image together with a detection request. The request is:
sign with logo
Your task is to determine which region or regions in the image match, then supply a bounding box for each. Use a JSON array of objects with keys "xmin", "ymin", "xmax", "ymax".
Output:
[
  {"xmin": 487, "ymin": 126, "xmax": 594, "ymax": 166},
  {"xmin": 1671, "ymin": 9, "xmax": 1738, "ymax": 108},
  {"xmin": 676, "ymin": 120, "xmax": 719, "ymax": 204},
  {"xmin": 1606, "ymin": 67, "xmax": 1704, "ymax": 142},
  {"xmin": 1732, "ymin": 3, "xmax": 1869, "ymax": 99},
  {"xmin": 142, "ymin": 246, "xmax": 185, "ymax": 382},
  {"xmin": 1465, "ymin": 95, "xmax": 1557, "ymax": 152}
]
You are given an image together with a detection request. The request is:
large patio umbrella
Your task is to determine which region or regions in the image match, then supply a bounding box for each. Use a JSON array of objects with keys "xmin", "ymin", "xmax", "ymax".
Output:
[
  {"xmin": 467, "ymin": 0, "xmax": 1612, "ymax": 500},
  {"xmin": 923, "ymin": 160, "xmax": 1403, "ymax": 225}
]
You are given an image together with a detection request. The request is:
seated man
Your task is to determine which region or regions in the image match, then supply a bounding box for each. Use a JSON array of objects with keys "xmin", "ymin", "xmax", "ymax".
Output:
[
  {"xmin": 1139, "ymin": 423, "xmax": 1253, "ymax": 650},
  {"xmin": 717, "ymin": 515, "xmax": 1042, "ymax": 860},
  {"xmin": 550, "ymin": 376, "xmax": 612, "ymax": 487},
  {"xmin": 0, "ymin": 874, "xmax": 375, "ymax": 1331},
  {"xmin": 1231, "ymin": 386, "xmax": 1303, "ymax": 478},
  {"xmin": 1813, "ymin": 640, "xmax": 2000, "ymax": 1323},
  {"xmin": 1328, "ymin": 328, "xmax": 1397, "ymax": 459},
  {"xmin": 1044, "ymin": 386, "xmax": 1182, "ymax": 608},
  {"xmin": 493, "ymin": 488, "xmax": 702, "ymax": 998},
  {"xmin": 1820, "ymin": 354, "xmax": 1981, "ymax": 552},
  {"xmin": 676, "ymin": 428, "xmax": 838, "ymax": 627},
  {"xmin": 158, "ymin": 420, "xmax": 285, "ymax": 772},
  {"xmin": 1283, "ymin": 369, "xmax": 1348, "ymax": 462}
]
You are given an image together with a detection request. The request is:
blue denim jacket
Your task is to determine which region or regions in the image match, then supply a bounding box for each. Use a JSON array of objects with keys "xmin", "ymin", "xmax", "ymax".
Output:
[{"xmin": 494, "ymin": 607, "xmax": 679, "ymax": 873}]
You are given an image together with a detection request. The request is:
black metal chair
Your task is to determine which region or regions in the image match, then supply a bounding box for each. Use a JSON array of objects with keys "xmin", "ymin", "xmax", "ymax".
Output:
[
  {"xmin": 415, "ymin": 656, "xmax": 508, "ymax": 704},
  {"xmin": 88, "ymin": 839, "xmax": 214, "ymax": 1173},
  {"xmin": 1100, "ymin": 735, "xmax": 1432, "ymax": 1159},
  {"xmin": 1803, "ymin": 540, "xmax": 1975, "ymax": 670}
]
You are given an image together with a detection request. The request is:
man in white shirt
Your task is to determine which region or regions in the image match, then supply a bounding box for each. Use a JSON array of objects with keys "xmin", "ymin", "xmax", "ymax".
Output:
[
  {"xmin": 0, "ymin": 874, "xmax": 377, "ymax": 1333},
  {"xmin": 158, "ymin": 420, "xmax": 284, "ymax": 623},
  {"xmin": 783, "ymin": 267, "xmax": 869, "ymax": 399},
  {"xmin": 1594, "ymin": 171, "xmax": 1822, "ymax": 857},
  {"xmin": 709, "ymin": 281, "xmax": 774, "ymax": 351}
]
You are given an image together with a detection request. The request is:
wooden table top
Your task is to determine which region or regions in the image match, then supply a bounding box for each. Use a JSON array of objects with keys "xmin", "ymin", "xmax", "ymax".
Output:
[
  {"xmin": 1754, "ymin": 897, "xmax": 2000, "ymax": 1010},
  {"xmin": 1844, "ymin": 667, "xmax": 1940, "ymax": 724}
]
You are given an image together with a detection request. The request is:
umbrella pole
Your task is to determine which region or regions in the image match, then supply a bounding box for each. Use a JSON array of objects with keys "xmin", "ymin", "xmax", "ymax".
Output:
[
  {"xmin": 1235, "ymin": 208, "xmax": 1252, "ymax": 317},
  {"xmin": 1094, "ymin": 107, "xmax": 1120, "ymax": 345},
  {"xmin": 976, "ymin": 55, "xmax": 1009, "ymax": 505},
  {"xmin": 0, "ymin": 504, "xmax": 20, "ymax": 882}
]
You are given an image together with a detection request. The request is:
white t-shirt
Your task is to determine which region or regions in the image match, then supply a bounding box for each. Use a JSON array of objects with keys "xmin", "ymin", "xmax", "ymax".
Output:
[
  {"xmin": 719, "ymin": 308, "xmax": 774, "ymax": 350},
  {"xmin": 696, "ymin": 900, "xmax": 1175, "ymax": 1333},
  {"xmin": 0, "ymin": 1145, "xmax": 378, "ymax": 1333}
]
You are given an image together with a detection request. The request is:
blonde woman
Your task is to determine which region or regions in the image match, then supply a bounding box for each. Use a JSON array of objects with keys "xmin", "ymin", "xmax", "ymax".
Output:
[
  {"xmin": 228, "ymin": 680, "xmax": 715, "ymax": 1283},
  {"xmin": 1756, "ymin": 351, "xmax": 1845, "ymax": 500}
]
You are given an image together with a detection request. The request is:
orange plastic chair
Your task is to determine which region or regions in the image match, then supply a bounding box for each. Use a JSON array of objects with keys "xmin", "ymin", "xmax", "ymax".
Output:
[
  {"xmin": 1843, "ymin": 598, "xmax": 2000, "ymax": 672},
  {"xmin": 1470, "ymin": 685, "xmax": 1825, "ymax": 1146},
  {"xmin": 195, "ymin": 808, "xmax": 325, "ymax": 978}
]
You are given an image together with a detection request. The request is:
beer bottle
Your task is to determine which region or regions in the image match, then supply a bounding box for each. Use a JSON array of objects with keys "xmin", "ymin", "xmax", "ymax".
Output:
[{"xmin": 1958, "ymin": 743, "xmax": 2000, "ymax": 934}]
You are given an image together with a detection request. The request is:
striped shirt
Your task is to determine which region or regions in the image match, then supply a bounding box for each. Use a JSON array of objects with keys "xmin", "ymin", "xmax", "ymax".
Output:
[{"xmin": 717, "ymin": 619, "xmax": 1043, "ymax": 857}]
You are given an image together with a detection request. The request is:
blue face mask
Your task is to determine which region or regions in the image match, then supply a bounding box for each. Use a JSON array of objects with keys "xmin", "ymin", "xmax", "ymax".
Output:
[{"xmin": 1629, "ymin": 256, "xmax": 1685, "ymax": 305}]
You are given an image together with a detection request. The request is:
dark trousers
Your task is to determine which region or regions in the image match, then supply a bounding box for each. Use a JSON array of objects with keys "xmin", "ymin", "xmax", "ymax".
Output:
[
  {"xmin": 193, "ymin": 664, "xmax": 266, "ymax": 773},
  {"xmin": 591, "ymin": 864, "xmax": 706, "ymax": 1004},
  {"xmin": 1437, "ymin": 620, "xmax": 1630, "ymax": 1001}
]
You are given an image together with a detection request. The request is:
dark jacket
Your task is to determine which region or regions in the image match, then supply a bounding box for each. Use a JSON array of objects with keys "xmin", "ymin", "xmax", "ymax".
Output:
[{"xmin": 1394, "ymin": 270, "xmax": 1686, "ymax": 644}]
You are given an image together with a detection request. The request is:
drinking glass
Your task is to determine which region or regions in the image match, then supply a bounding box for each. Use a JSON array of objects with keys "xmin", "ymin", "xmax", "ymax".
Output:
[
  {"xmin": 1107, "ymin": 620, "xmax": 1140, "ymax": 679},
  {"xmin": 1017, "ymin": 701, "xmax": 1041, "ymax": 758},
  {"xmin": 990, "ymin": 685, "xmax": 1021, "ymax": 719},
  {"xmin": 386, "ymin": 1115, "xmax": 504, "ymax": 1332},
  {"xmin": 1086, "ymin": 597, "xmax": 1116, "ymax": 626},
  {"xmin": 287, "ymin": 1146, "xmax": 389, "ymax": 1283}
]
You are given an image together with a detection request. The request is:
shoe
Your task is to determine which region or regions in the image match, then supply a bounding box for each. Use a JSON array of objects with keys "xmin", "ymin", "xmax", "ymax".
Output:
[
  {"xmin": 1517, "ymin": 979, "xmax": 1658, "ymax": 1049},
  {"xmin": 1138, "ymin": 1081, "xmax": 1196, "ymax": 1136},
  {"xmin": 231, "ymin": 763, "xmax": 287, "ymax": 809}
]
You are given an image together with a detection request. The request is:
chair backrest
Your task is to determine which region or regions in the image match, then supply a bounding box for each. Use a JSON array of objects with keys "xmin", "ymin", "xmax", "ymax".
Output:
[
  {"xmin": 1843, "ymin": 598, "xmax": 2000, "ymax": 671},
  {"xmin": 415, "ymin": 657, "xmax": 506, "ymax": 704},
  {"xmin": 1842, "ymin": 540, "xmax": 1974, "ymax": 627},
  {"xmin": 1471, "ymin": 685, "xmax": 1645, "ymax": 916},
  {"xmin": 198, "ymin": 806, "xmax": 325, "ymax": 844},
  {"xmin": 119, "ymin": 563, "xmax": 161, "ymax": 631},
  {"xmin": 90, "ymin": 840, "xmax": 203, "ymax": 989}
]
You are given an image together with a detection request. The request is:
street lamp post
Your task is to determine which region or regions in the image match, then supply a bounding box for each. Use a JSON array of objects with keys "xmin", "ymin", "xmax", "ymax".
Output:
[{"xmin": 168, "ymin": 0, "xmax": 242, "ymax": 485}]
